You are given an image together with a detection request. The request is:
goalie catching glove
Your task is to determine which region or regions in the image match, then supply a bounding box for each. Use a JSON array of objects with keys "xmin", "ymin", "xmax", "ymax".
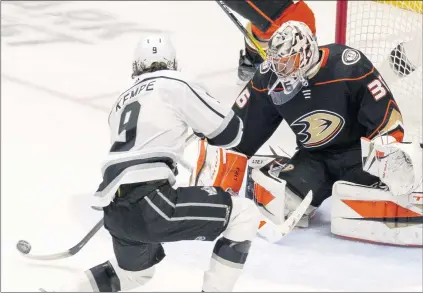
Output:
[{"xmin": 361, "ymin": 136, "xmax": 421, "ymax": 196}]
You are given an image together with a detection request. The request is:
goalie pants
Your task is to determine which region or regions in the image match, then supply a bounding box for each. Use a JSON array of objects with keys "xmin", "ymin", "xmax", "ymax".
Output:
[
  {"xmin": 103, "ymin": 181, "xmax": 232, "ymax": 271},
  {"xmin": 278, "ymin": 146, "xmax": 380, "ymax": 207}
]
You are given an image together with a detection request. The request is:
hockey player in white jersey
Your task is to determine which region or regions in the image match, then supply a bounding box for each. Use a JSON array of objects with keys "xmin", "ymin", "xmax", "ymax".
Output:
[{"xmin": 54, "ymin": 35, "xmax": 260, "ymax": 292}]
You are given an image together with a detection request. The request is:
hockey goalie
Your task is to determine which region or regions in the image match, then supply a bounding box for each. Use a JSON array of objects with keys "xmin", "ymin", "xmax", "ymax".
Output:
[{"xmin": 191, "ymin": 20, "xmax": 422, "ymax": 247}]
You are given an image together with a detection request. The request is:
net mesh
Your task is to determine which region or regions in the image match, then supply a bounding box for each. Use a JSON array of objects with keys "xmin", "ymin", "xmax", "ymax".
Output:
[{"xmin": 345, "ymin": 0, "xmax": 422, "ymax": 139}]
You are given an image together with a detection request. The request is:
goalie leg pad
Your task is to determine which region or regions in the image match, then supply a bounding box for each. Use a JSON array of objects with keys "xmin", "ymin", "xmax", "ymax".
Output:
[
  {"xmin": 251, "ymin": 167, "xmax": 286, "ymax": 225},
  {"xmin": 252, "ymin": 175, "xmax": 316, "ymax": 228},
  {"xmin": 251, "ymin": 165, "xmax": 316, "ymax": 227},
  {"xmin": 331, "ymin": 180, "xmax": 423, "ymax": 247},
  {"xmin": 253, "ymin": 181, "xmax": 286, "ymax": 225}
]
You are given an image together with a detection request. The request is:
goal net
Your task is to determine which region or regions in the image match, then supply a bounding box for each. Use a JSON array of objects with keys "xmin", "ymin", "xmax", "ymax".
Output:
[{"xmin": 335, "ymin": 0, "xmax": 422, "ymax": 140}]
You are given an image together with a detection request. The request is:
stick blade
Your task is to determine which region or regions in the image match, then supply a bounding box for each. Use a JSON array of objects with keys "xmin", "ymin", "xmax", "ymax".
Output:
[{"xmin": 279, "ymin": 190, "xmax": 313, "ymax": 237}]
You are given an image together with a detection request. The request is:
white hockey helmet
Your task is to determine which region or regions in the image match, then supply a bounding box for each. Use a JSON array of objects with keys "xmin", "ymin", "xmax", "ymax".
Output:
[
  {"xmin": 266, "ymin": 21, "xmax": 319, "ymax": 81},
  {"xmin": 132, "ymin": 34, "xmax": 177, "ymax": 78}
]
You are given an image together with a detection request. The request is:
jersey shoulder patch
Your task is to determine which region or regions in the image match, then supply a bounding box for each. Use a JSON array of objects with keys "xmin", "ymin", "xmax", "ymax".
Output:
[
  {"xmin": 341, "ymin": 48, "xmax": 361, "ymax": 65},
  {"xmin": 317, "ymin": 44, "xmax": 373, "ymax": 81}
]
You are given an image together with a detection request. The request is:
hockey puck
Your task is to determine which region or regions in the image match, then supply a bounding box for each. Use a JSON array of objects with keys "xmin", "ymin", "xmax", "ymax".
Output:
[{"xmin": 17, "ymin": 240, "xmax": 31, "ymax": 254}]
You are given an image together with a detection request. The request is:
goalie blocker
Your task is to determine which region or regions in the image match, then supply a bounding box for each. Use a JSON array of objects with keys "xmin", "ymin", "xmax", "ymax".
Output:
[{"xmin": 191, "ymin": 140, "xmax": 315, "ymax": 242}]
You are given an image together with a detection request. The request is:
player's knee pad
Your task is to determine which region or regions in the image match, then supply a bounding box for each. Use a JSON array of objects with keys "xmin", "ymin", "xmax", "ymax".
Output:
[
  {"xmin": 331, "ymin": 180, "xmax": 423, "ymax": 247},
  {"xmin": 83, "ymin": 259, "xmax": 155, "ymax": 292},
  {"xmin": 213, "ymin": 237, "xmax": 252, "ymax": 268},
  {"xmin": 191, "ymin": 139, "xmax": 248, "ymax": 194},
  {"xmin": 203, "ymin": 237, "xmax": 253, "ymax": 292},
  {"xmin": 223, "ymin": 197, "xmax": 261, "ymax": 242}
]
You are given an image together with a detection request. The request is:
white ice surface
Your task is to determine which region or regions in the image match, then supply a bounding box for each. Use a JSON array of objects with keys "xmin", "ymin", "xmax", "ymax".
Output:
[{"xmin": 1, "ymin": 1, "xmax": 422, "ymax": 292}]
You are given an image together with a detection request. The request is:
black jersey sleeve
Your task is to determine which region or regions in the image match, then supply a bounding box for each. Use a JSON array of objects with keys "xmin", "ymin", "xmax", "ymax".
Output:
[
  {"xmin": 348, "ymin": 53, "xmax": 404, "ymax": 142},
  {"xmin": 230, "ymin": 74, "xmax": 284, "ymax": 157}
]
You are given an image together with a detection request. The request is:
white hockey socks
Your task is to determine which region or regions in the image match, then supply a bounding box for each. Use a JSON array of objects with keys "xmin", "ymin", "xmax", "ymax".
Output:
[{"xmin": 202, "ymin": 197, "xmax": 260, "ymax": 292}]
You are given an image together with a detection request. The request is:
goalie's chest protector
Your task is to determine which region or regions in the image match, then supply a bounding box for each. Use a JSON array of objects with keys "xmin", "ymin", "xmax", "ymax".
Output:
[{"xmin": 268, "ymin": 52, "xmax": 366, "ymax": 151}]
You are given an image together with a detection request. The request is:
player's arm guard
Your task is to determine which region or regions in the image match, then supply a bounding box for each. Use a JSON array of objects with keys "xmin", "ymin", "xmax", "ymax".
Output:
[
  {"xmin": 331, "ymin": 180, "xmax": 422, "ymax": 247},
  {"xmin": 190, "ymin": 139, "xmax": 247, "ymax": 195},
  {"xmin": 361, "ymin": 137, "xmax": 421, "ymax": 196}
]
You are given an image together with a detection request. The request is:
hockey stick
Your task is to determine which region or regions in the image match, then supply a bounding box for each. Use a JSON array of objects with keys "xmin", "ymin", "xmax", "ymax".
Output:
[
  {"xmin": 16, "ymin": 218, "xmax": 104, "ymax": 261},
  {"xmin": 256, "ymin": 191, "xmax": 313, "ymax": 243},
  {"xmin": 215, "ymin": 0, "xmax": 267, "ymax": 60},
  {"xmin": 257, "ymin": 191, "xmax": 313, "ymax": 243},
  {"xmin": 277, "ymin": 190, "xmax": 313, "ymax": 237}
]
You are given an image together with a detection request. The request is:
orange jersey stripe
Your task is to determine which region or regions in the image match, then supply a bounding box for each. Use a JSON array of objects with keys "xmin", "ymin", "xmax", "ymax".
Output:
[
  {"xmin": 250, "ymin": 80, "xmax": 284, "ymax": 92},
  {"xmin": 315, "ymin": 67, "xmax": 375, "ymax": 86},
  {"xmin": 367, "ymin": 100, "xmax": 401, "ymax": 140}
]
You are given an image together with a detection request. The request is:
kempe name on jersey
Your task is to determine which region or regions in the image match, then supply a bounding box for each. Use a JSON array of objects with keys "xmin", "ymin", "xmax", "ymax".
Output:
[
  {"xmin": 115, "ymin": 78, "xmax": 157, "ymax": 112},
  {"xmin": 107, "ymin": 78, "xmax": 157, "ymax": 124}
]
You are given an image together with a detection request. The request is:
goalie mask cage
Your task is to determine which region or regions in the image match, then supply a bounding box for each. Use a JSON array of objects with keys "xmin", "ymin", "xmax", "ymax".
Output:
[{"xmin": 335, "ymin": 0, "xmax": 422, "ymax": 140}]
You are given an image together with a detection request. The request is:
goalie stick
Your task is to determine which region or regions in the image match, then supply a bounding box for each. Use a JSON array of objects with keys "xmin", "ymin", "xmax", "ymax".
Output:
[
  {"xmin": 215, "ymin": 0, "xmax": 267, "ymax": 60},
  {"xmin": 278, "ymin": 190, "xmax": 313, "ymax": 237},
  {"xmin": 17, "ymin": 133, "xmax": 199, "ymax": 261},
  {"xmin": 257, "ymin": 190, "xmax": 313, "ymax": 243}
]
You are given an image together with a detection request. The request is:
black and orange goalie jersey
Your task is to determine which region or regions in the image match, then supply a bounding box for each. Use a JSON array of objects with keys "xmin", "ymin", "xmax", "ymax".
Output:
[{"xmin": 231, "ymin": 43, "xmax": 404, "ymax": 157}]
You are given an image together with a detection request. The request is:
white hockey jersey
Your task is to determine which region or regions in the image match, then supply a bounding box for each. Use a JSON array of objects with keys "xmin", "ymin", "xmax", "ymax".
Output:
[{"xmin": 92, "ymin": 70, "xmax": 243, "ymax": 207}]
